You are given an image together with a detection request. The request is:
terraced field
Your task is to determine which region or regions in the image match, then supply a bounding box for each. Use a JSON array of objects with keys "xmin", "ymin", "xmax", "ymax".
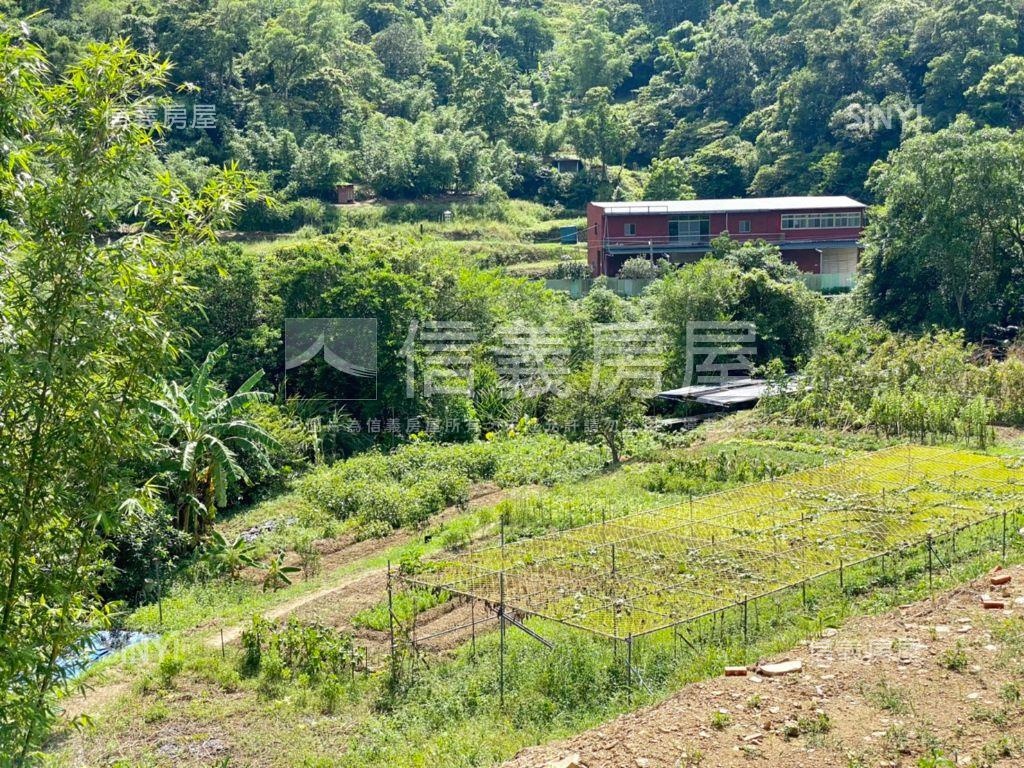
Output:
[{"xmin": 409, "ymin": 446, "xmax": 1024, "ymax": 638}]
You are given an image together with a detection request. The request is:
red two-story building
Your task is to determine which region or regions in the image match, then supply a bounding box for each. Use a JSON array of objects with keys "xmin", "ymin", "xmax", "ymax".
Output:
[{"xmin": 586, "ymin": 196, "xmax": 867, "ymax": 290}]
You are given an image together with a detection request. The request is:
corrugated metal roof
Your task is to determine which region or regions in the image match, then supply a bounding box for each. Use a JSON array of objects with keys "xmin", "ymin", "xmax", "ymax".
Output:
[
  {"xmin": 657, "ymin": 377, "xmax": 800, "ymax": 407},
  {"xmin": 593, "ymin": 196, "xmax": 867, "ymax": 216}
]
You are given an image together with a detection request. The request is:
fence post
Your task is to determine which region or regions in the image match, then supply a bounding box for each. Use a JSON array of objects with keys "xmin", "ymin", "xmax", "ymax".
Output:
[
  {"xmin": 927, "ymin": 534, "xmax": 934, "ymax": 604},
  {"xmin": 155, "ymin": 558, "xmax": 164, "ymax": 627},
  {"xmin": 892, "ymin": 547, "xmax": 899, "ymax": 604},
  {"xmin": 499, "ymin": 571, "xmax": 506, "ymax": 708},
  {"xmin": 1002, "ymin": 511, "xmax": 1008, "ymax": 562},
  {"xmin": 387, "ymin": 560, "xmax": 396, "ymax": 673},
  {"xmin": 742, "ymin": 596, "xmax": 749, "ymax": 649},
  {"xmin": 626, "ymin": 635, "xmax": 633, "ymax": 705}
]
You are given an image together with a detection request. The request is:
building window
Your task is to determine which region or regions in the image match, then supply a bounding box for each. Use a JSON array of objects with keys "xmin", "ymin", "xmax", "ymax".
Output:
[
  {"xmin": 668, "ymin": 216, "xmax": 710, "ymax": 243},
  {"xmin": 624, "ymin": 223, "xmax": 636, "ymax": 236},
  {"xmin": 781, "ymin": 212, "xmax": 862, "ymax": 230},
  {"xmin": 738, "ymin": 220, "xmax": 751, "ymax": 233}
]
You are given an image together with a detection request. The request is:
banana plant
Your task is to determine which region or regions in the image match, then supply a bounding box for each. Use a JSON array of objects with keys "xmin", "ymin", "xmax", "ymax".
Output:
[
  {"xmin": 200, "ymin": 531, "xmax": 259, "ymax": 579},
  {"xmin": 149, "ymin": 344, "xmax": 278, "ymax": 541},
  {"xmin": 262, "ymin": 553, "xmax": 301, "ymax": 592}
]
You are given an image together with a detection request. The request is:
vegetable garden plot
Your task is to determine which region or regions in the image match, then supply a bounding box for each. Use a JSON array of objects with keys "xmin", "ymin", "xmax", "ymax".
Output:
[{"xmin": 404, "ymin": 446, "xmax": 1024, "ymax": 640}]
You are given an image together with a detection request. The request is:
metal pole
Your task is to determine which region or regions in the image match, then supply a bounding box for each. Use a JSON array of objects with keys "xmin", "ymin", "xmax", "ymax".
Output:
[
  {"xmin": 156, "ymin": 558, "xmax": 163, "ymax": 626},
  {"xmin": 1002, "ymin": 511, "xmax": 1007, "ymax": 561},
  {"xmin": 387, "ymin": 561, "xmax": 396, "ymax": 672},
  {"xmin": 892, "ymin": 548, "xmax": 898, "ymax": 603},
  {"xmin": 927, "ymin": 535, "xmax": 933, "ymax": 594},
  {"xmin": 626, "ymin": 635, "xmax": 633, "ymax": 705},
  {"xmin": 839, "ymin": 560, "xmax": 844, "ymax": 591},
  {"xmin": 742, "ymin": 596, "xmax": 748, "ymax": 648},
  {"xmin": 611, "ymin": 544, "xmax": 617, "ymax": 577},
  {"xmin": 471, "ymin": 600, "xmax": 477, "ymax": 658},
  {"xmin": 499, "ymin": 571, "xmax": 506, "ymax": 708}
]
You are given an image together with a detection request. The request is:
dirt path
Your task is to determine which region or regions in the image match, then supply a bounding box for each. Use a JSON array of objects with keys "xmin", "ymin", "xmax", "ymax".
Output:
[
  {"xmin": 504, "ymin": 566, "xmax": 1024, "ymax": 768},
  {"xmin": 206, "ymin": 482, "xmax": 517, "ymax": 648},
  {"xmin": 61, "ymin": 484, "xmax": 515, "ymax": 723},
  {"xmin": 206, "ymin": 567, "xmax": 388, "ymax": 647}
]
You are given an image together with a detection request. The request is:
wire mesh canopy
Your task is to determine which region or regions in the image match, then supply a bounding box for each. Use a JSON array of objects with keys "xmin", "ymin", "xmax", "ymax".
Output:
[{"xmin": 404, "ymin": 446, "xmax": 1024, "ymax": 640}]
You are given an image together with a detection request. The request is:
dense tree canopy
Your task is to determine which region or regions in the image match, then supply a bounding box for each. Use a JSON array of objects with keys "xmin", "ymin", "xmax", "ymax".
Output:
[
  {"xmin": 0, "ymin": 23, "xmax": 256, "ymax": 758},
  {"xmin": 15, "ymin": 0, "xmax": 1024, "ymax": 205},
  {"xmin": 860, "ymin": 117, "xmax": 1024, "ymax": 339}
]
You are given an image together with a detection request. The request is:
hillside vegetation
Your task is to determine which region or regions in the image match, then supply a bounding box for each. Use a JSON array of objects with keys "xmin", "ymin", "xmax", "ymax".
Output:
[
  {"xmin": 19, "ymin": 0, "xmax": 1024, "ymax": 207},
  {"xmin": 8, "ymin": 4, "xmax": 1024, "ymax": 766}
]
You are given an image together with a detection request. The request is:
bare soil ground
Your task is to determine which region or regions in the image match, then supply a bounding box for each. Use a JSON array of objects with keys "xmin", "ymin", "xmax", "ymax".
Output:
[
  {"xmin": 61, "ymin": 484, "xmax": 514, "ymax": 724},
  {"xmin": 205, "ymin": 482, "xmax": 517, "ymax": 648},
  {"xmin": 505, "ymin": 567, "xmax": 1024, "ymax": 768}
]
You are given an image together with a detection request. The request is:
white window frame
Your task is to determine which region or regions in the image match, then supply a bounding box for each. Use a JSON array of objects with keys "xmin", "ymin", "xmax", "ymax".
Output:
[
  {"xmin": 668, "ymin": 216, "xmax": 710, "ymax": 243},
  {"xmin": 624, "ymin": 223, "xmax": 636, "ymax": 236},
  {"xmin": 781, "ymin": 212, "xmax": 862, "ymax": 230},
  {"xmin": 738, "ymin": 220, "xmax": 751, "ymax": 234}
]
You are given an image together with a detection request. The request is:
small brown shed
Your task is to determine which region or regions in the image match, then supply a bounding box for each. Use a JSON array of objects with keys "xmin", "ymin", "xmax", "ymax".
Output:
[{"xmin": 335, "ymin": 183, "xmax": 356, "ymax": 204}]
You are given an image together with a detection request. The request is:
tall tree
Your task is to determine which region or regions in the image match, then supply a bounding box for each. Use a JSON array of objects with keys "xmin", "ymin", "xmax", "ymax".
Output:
[
  {"xmin": 861, "ymin": 116, "xmax": 1024, "ymax": 337},
  {"xmin": 0, "ymin": 23, "xmax": 255, "ymax": 760},
  {"xmin": 570, "ymin": 87, "xmax": 638, "ymax": 176}
]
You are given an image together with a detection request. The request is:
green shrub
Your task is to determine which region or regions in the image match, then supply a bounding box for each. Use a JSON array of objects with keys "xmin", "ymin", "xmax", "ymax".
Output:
[
  {"xmin": 492, "ymin": 435, "xmax": 605, "ymax": 486},
  {"xmin": 242, "ymin": 615, "xmax": 357, "ymax": 691},
  {"xmin": 710, "ymin": 711, "xmax": 731, "ymax": 730},
  {"xmin": 297, "ymin": 435, "xmax": 604, "ymax": 534},
  {"xmin": 355, "ymin": 519, "xmax": 393, "ymax": 541},
  {"xmin": 319, "ymin": 674, "xmax": 347, "ymax": 714},
  {"xmin": 235, "ymin": 197, "xmax": 327, "ymax": 232},
  {"xmin": 640, "ymin": 450, "xmax": 784, "ymax": 495},
  {"xmin": 157, "ymin": 650, "xmax": 184, "ymax": 689},
  {"xmin": 435, "ymin": 517, "xmax": 476, "ymax": 550},
  {"xmin": 257, "ymin": 649, "xmax": 286, "ymax": 698},
  {"xmin": 352, "ymin": 588, "xmax": 449, "ymax": 632},
  {"xmin": 548, "ymin": 260, "xmax": 591, "ymax": 280}
]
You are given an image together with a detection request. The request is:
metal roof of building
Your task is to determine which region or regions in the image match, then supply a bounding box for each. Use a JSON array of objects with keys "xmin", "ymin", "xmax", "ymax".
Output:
[
  {"xmin": 593, "ymin": 196, "xmax": 867, "ymax": 216},
  {"xmin": 658, "ymin": 377, "xmax": 800, "ymax": 407}
]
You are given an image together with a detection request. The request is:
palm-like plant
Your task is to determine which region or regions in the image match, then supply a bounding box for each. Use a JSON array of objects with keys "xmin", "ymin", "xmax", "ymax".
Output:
[
  {"xmin": 151, "ymin": 345, "xmax": 278, "ymax": 540},
  {"xmin": 200, "ymin": 530, "xmax": 259, "ymax": 579},
  {"xmin": 262, "ymin": 553, "xmax": 301, "ymax": 592}
]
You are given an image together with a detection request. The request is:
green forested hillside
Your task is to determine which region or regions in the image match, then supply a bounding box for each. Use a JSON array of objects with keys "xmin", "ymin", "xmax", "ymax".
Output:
[
  {"xmin": 14, "ymin": 0, "xmax": 1024, "ymax": 205},
  {"xmin": 9, "ymin": 8, "xmax": 1024, "ymax": 764}
]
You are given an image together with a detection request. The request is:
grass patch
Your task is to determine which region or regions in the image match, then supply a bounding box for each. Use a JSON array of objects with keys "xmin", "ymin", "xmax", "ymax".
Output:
[
  {"xmin": 864, "ymin": 677, "xmax": 912, "ymax": 714},
  {"xmin": 352, "ymin": 589, "xmax": 450, "ymax": 632}
]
